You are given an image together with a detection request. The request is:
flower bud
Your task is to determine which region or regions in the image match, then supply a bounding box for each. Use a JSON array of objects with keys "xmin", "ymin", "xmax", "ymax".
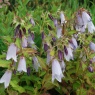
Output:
[
  {"xmin": 88, "ymin": 66, "xmax": 93, "ymax": 73},
  {"xmin": 58, "ymin": 50, "xmax": 63, "ymax": 61},
  {"xmin": 41, "ymin": 32, "xmax": 45, "ymax": 40},
  {"xmin": 44, "ymin": 44, "xmax": 49, "ymax": 52},
  {"xmin": 27, "ymin": 67, "xmax": 31, "ymax": 76}
]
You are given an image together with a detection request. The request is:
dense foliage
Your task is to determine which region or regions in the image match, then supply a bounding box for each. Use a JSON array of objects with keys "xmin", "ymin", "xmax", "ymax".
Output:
[{"xmin": 0, "ymin": 0, "xmax": 95, "ymax": 95}]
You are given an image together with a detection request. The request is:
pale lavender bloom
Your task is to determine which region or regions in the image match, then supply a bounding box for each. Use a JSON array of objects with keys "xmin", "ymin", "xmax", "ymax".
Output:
[
  {"xmin": 69, "ymin": 37, "xmax": 78, "ymax": 49},
  {"xmin": 30, "ymin": 18, "xmax": 35, "ymax": 26},
  {"xmin": 22, "ymin": 36, "xmax": 27, "ymax": 48},
  {"xmin": 60, "ymin": 60, "xmax": 65, "ymax": 72},
  {"xmin": 82, "ymin": 11, "xmax": 91, "ymax": 26},
  {"xmin": 56, "ymin": 25, "xmax": 62, "ymax": 38},
  {"xmin": 27, "ymin": 35, "xmax": 34, "ymax": 45},
  {"xmin": 89, "ymin": 42, "xmax": 95, "ymax": 52},
  {"xmin": 53, "ymin": 19, "xmax": 58, "ymax": 27},
  {"xmin": 46, "ymin": 51, "xmax": 52, "ymax": 65},
  {"xmin": 17, "ymin": 56, "xmax": 27, "ymax": 72},
  {"xmin": 64, "ymin": 46, "xmax": 73, "ymax": 61},
  {"xmin": 32, "ymin": 56, "xmax": 40, "ymax": 72},
  {"xmin": 88, "ymin": 21, "xmax": 95, "ymax": 33},
  {"xmin": 60, "ymin": 12, "xmax": 66, "ymax": 26},
  {"xmin": 0, "ymin": 70, "xmax": 12, "ymax": 88},
  {"xmin": 88, "ymin": 66, "xmax": 93, "ymax": 73},
  {"xmin": 52, "ymin": 59, "xmax": 64, "ymax": 82},
  {"xmin": 6, "ymin": 43, "xmax": 17, "ymax": 62}
]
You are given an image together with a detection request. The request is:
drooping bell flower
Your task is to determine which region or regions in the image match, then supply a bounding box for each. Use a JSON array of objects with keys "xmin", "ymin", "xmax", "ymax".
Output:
[
  {"xmin": 32, "ymin": 56, "xmax": 40, "ymax": 72},
  {"xmin": 52, "ymin": 37, "xmax": 56, "ymax": 42},
  {"xmin": 69, "ymin": 37, "xmax": 78, "ymax": 49},
  {"xmin": 56, "ymin": 25, "xmax": 62, "ymax": 38},
  {"xmin": 44, "ymin": 43, "xmax": 49, "ymax": 52},
  {"xmin": 41, "ymin": 31, "xmax": 45, "ymax": 40},
  {"xmin": 6, "ymin": 43, "xmax": 17, "ymax": 62},
  {"xmin": 30, "ymin": 18, "xmax": 35, "ymax": 26},
  {"xmin": 64, "ymin": 46, "xmax": 73, "ymax": 61},
  {"xmin": 52, "ymin": 59, "xmax": 64, "ymax": 82},
  {"xmin": 17, "ymin": 56, "xmax": 27, "ymax": 72},
  {"xmin": 22, "ymin": 36, "xmax": 28, "ymax": 48},
  {"xmin": 88, "ymin": 21, "xmax": 95, "ymax": 33},
  {"xmin": 88, "ymin": 65, "xmax": 93, "ymax": 73},
  {"xmin": 60, "ymin": 12, "xmax": 66, "ymax": 26},
  {"xmin": 0, "ymin": 70, "xmax": 12, "ymax": 88},
  {"xmin": 89, "ymin": 42, "xmax": 95, "ymax": 52},
  {"xmin": 58, "ymin": 50, "xmax": 63, "ymax": 61},
  {"xmin": 46, "ymin": 50, "xmax": 53, "ymax": 65},
  {"xmin": 53, "ymin": 19, "xmax": 58, "ymax": 27},
  {"xmin": 60, "ymin": 60, "xmax": 65, "ymax": 72},
  {"xmin": 27, "ymin": 67, "xmax": 31, "ymax": 76}
]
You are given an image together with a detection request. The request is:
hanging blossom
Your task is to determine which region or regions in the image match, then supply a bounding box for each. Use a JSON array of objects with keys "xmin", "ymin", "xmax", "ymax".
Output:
[
  {"xmin": 69, "ymin": 37, "xmax": 78, "ymax": 50},
  {"xmin": 60, "ymin": 60, "xmax": 66, "ymax": 72},
  {"xmin": 46, "ymin": 50, "xmax": 53, "ymax": 65},
  {"xmin": 75, "ymin": 9, "xmax": 95, "ymax": 33},
  {"xmin": 32, "ymin": 56, "xmax": 40, "ymax": 72},
  {"xmin": 52, "ymin": 59, "xmax": 64, "ymax": 82},
  {"xmin": 0, "ymin": 70, "xmax": 12, "ymax": 88},
  {"xmin": 89, "ymin": 42, "xmax": 95, "ymax": 52},
  {"xmin": 22, "ymin": 36, "xmax": 28, "ymax": 48},
  {"xmin": 30, "ymin": 18, "xmax": 35, "ymax": 26},
  {"xmin": 17, "ymin": 56, "xmax": 27, "ymax": 72},
  {"xmin": 64, "ymin": 46, "xmax": 73, "ymax": 61},
  {"xmin": 56, "ymin": 25, "xmax": 62, "ymax": 38},
  {"xmin": 60, "ymin": 11, "xmax": 66, "ymax": 26},
  {"xmin": 6, "ymin": 43, "xmax": 17, "ymax": 62}
]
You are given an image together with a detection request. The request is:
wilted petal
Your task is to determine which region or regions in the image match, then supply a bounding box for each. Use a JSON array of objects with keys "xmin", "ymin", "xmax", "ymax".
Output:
[
  {"xmin": 32, "ymin": 56, "xmax": 40, "ymax": 72},
  {"xmin": 17, "ymin": 56, "xmax": 27, "ymax": 72},
  {"xmin": 52, "ymin": 59, "xmax": 64, "ymax": 82},
  {"xmin": 22, "ymin": 36, "xmax": 27, "ymax": 48},
  {"xmin": 64, "ymin": 47, "xmax": 73, "ymax": 61},
  {"xmin": 89, "ymin": 42, "xmax": 95, "ymax": 52},
  {"xmin": 6, "ymin": 43, "xmax": 17, "ymax": 62},
  {"xmin": 0, "ymin": 70, "xmax": 12, "ymax": 88}
]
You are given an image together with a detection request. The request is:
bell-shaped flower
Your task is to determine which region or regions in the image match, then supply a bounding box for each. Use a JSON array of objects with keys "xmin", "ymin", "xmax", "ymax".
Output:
[
  {"xmin": 0, "ymin": 70, "xmax": 12, "ymax": 88},
  {"xmin": 88, "ymin": 21, "xmax": 95, "ymax": 33},
  {"xmin": 32, "ymin": 56, "xmax": 40, "ymax": 72},
  {"xmin": 56, "ymin": 25, "xmax": 62, "ymax": 38},
  {"xmin": 88, "ymin": 65, "xmax": 93, "ymax": 73},
  {"xmin": 60, "ymin": 60, "xmax": 65, "ymax": 72},
  {"xmin": 60, "ymin": 12, "xmax": 66, "ymax": 26},
  {"xmin": 22, "ymin": 36, "xmax": 27, "ymax": 48},
  {"xmin": 53, "ymin": 19, "xmax": 58, "ymax": 27},
  {"xmin": 64, "ymin": 46, "xmax": 73, "ymax": 61},
  {"xmin": 52, "ymin": 59, "xmax": 64, "ymax": 82},
  {"xmin": 30, "ymin": 18, "xmax": 35, "ymax": 26},
  {"xmin": 17, "ymin": 56, "xmax": 27, "ymax": 72},
  {"xmin": 58, "ymin": 50, "xmax": 63, "ymax": 61},
  {"xmin": 6, "ymin": 43, "xmax": 17, "ymax": 62},
  {"xmin": 69, "ymin": 37, "xmax": 78, "ymax": 49},
  {"xmin": 89, "ymin": 42, "xmax": 95, "ymax": 52},
  {"xmin": 46, "ymin": 50, "xmax": 53, "ymax": 65}
]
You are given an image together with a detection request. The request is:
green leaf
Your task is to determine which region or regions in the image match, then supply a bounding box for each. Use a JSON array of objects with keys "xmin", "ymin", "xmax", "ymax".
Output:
[
  {"xmin": 10, "ymin": 80, "xmax": 25, "ymax": 93},
  {"xmin": 0, "ymin": 60, "xmax": 11, "ymax": 68}
]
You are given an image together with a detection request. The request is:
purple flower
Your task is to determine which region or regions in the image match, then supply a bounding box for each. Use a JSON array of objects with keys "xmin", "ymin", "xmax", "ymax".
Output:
[
  {"xmin": 58, "ymin": 50, "xmax": 63, "ymax": 61},
  {"xmin": 52, "ymin": 37, "xmax": 56, "ymax": 42},
  {"xmin": 27, "ymin": 67, "xmax": 31, "ymax": 76},
  {"xmin": 22, "ymin": 36, "xmax": 28, "ymax": 48},
  {"xmin": 0, "ymin": 70, "xmax": 12, "ymax": 88},
  {"xmin": 6, "ymin": 43, "xmax": 17, "ymax": 62},
  {"xmin": 88, "ymin": 66, "xmax": 93, "ymax": 73},
  {"xmin": 89, "ymin": 42, "xmax": 95, "ymax": 52},
  {"xmin": 41, "ymin": 32, "xmax": 45, "ymax": 40},
  {"xmin": 52, "ymin": 59, "xmax": 64, "ymax": 82},
  {"xmin": 44, "ymin": 43, "xmax": 49, "ymax": 51},
  {"xmin": 30, "ymin": 18, "xmax": 35, "ymax": 26},
  {"xmin": 17, "ymin": 56, "xmax": 27, "ymax": 72},
  {"xmin": 64, "ymin": 46, "xmax": 68, "ymax": 55}
]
